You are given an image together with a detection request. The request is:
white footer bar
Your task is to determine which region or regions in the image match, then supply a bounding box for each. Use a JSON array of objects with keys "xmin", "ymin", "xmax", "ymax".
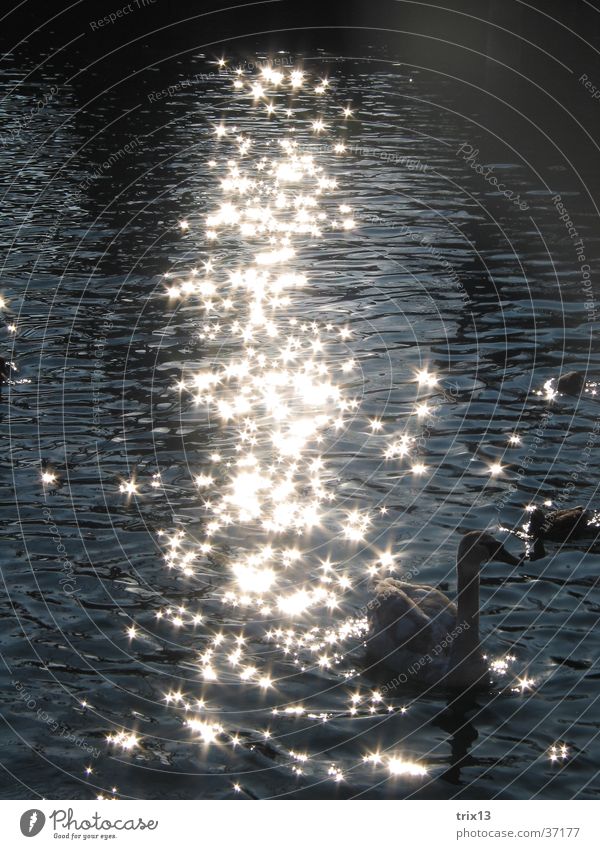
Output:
[{"xmin": 0, "ymin": 799, "xmax": 597, "ymax": 847}]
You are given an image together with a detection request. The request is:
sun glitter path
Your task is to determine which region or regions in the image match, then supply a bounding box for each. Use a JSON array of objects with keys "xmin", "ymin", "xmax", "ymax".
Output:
[{"xmin": 118, "ymin": 65, "xmax": 442, "ymax": 789}]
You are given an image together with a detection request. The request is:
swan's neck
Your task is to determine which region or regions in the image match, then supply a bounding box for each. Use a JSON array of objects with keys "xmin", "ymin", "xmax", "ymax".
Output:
[
  {"xmin": 455, "ymin": 565, "xmax": 480, "ymax": 648},
  {"xmin": 447, "ymin": 557, "xmax": 486, "ymax": 687}
]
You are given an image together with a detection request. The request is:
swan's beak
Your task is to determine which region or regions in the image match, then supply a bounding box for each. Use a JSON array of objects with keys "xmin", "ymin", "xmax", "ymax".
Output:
[{"xmin": 493, "ymin": 544, "xmax": 520, "ymax": 566}]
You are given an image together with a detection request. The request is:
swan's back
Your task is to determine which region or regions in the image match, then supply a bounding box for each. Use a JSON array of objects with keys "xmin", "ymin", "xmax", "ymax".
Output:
[{"xmin": 366, "ymin": 578, "xmax": 456, "ymax": 681}]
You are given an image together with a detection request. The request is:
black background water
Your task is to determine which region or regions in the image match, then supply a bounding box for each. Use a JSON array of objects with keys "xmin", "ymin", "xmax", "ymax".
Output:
[{"xmin": 1, "ymin": 0, "xmax": 600, "ymax": 799}]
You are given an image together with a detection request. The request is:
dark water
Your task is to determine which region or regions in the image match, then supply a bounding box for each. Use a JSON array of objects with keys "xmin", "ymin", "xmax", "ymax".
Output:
[{"xmin": 1, "ymin": 36, "xmax": 600, "ymax": 800}]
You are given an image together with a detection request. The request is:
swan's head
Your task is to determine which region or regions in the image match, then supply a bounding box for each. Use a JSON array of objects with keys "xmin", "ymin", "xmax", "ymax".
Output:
[{"xmin": 459, "ymin": 531, "xmax": 520, "ymax": 573}]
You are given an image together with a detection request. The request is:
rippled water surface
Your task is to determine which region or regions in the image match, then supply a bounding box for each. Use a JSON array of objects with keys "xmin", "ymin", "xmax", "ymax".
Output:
[{"xmin": 1, "ymin": 49, "xmax": 600, "ymax": 800}]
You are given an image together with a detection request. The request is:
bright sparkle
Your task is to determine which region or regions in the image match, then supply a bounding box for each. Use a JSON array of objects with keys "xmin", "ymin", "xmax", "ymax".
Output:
[
  {"xmin": 119, "ymin": 480, "xmax": 138, "ymax": 495},
  {"xmin": 388, "ymin": 758, "xmax": 427, "ymax": 777}
]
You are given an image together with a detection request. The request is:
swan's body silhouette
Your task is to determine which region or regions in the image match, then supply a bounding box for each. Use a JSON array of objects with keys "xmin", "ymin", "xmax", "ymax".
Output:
[{"xmin": 366, "ymin": 531, "xmax": 518, "ymax": 689}]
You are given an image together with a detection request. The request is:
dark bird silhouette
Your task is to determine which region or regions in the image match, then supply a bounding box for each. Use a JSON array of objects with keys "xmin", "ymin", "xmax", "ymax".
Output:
[
  {"xmin": 556, "ymin": 371, "xmax": 586, "ymax": 396},
  {"xmin": 528, "ymin": 506, "xmax": 593, "ymax": 542}
]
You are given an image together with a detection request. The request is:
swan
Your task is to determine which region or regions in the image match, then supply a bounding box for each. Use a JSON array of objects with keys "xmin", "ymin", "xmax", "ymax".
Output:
[{"xmin": 365, "ymin": 531, "xmax": 519, "ymax": 689}]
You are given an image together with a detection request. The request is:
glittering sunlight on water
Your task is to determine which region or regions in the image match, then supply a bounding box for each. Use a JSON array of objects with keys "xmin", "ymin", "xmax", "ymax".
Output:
[{"xmin": 119, "ymin": 64, "xmax": 434, "ymax": 787}]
